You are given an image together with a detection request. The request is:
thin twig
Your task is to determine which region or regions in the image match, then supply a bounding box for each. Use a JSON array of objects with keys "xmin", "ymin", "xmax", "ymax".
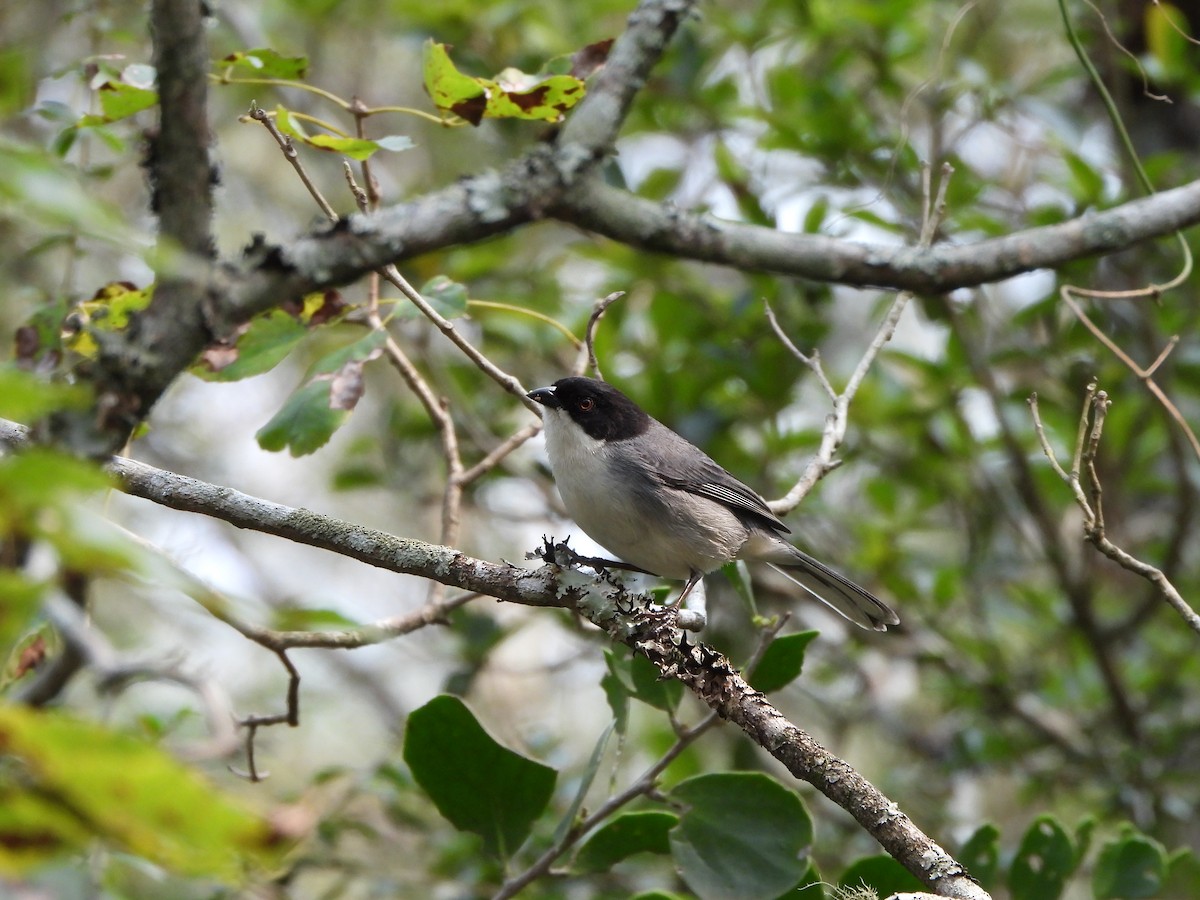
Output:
[
  {"xmin": 381, "ymin": 263, "xmax": 533, "ymax": 406},
  {"xmin": 249, "ymin": 103, "xmax": 338, "ymax": 221},
  {"xmin": 1059, "ymin": 291, "xmax": 1200, "ymax": 461},
  {"xmin": 1029, "ymin": 388, "xmax": 1200, "ymax": 636},
  {"xmin": 458, "ymin": 422, "xmax": 543, "ymax": 486},
  {"xmin": 494, "ymin": 711, "xmax": 721, "ymax": 900},
  {"xmin": 770, "ymin": 162, "xmax": 953, "ymax": 515},
  {"xmin": 580, "ymin": 291, "xmax": 626, "ymax": 379}
]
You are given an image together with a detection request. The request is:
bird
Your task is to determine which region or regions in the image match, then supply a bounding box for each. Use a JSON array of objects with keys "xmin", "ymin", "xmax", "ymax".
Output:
[{"xmin": 527, "ymin": 376, "xmax": 899, "ymax": 631}]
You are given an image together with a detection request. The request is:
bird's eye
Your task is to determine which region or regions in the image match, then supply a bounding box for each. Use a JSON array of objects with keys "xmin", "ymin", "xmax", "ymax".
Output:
[{"xmin": 578, "ymin": 398, "xmax": 595, "ymax": 412}]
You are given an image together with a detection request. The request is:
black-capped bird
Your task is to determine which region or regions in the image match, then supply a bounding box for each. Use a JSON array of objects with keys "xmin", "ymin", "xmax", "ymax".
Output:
[{"xmin": 528, "ymin": 376, "xmax": 899, "ymax": 631}]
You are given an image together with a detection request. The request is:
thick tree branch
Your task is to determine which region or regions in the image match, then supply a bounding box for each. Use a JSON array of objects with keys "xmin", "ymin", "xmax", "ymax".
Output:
[
  {"xmin": 50, "ymin": 0, "xmax": 1200, "ymax": 460},
  {"xmin": 224, "ymin": 161, "xmax": 1200, "ymax": 338},
  {"xmin": 605, "ymin": 599, "xmax": 989, "ymax": 899},
  {"xmin": 556, "ymin": 175, "xmax": 1200, "ymax": 291},
  {"xmin": 148, "ymin": 0, "xmax": 214, "ymax": 261},
  {"xmin": 78, "ymin": 0, "xmax": 217, "ymax": 446},
  {"xmin": 555, "ymin": 0, "xmax": 692, "ymax": 155},
  {"xmin": 0, "ymin": 417, "xmax": 986, "ymax": 892}
]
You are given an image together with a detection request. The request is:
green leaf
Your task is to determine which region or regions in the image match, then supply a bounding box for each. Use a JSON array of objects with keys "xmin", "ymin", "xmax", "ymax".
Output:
[
  {"xmin": 1062, "ymin": 150, "xmax": 1103, "ymax": 205},
  {"xmin": 63, "ymin": 281, "xmax": 153, "ymax": 358},
  {"xmin": 669, "ymin": 772, "xmax": 812, "ymax": 900},
  {"xmin": 255, "ymin": 331, "xmax": 386, "ymax": 455},
  {"xmin": 574, "ymin": 811, "xmax": 676, "ymax": 873},
  {"xmin": 422, "ymin": 41, "xmax": 585, "ymax": 125},
  {"xmin": 838, "ymin": 855, "xmax": 925, "ymax": 894},
  {"xmin": 255, "ymin": 379, "xmax": 348, "ymax": 457},
  {"xmin": 423, "ymin": 41, "xmax": 488, "ymax": 125},
  {"xmin": 0, "ymin": 140, "xmax": 134, "ymax": 242},
  {"xmin": 193, "ymin": 310, "xmax": 309, "ymax": 381},
  {"xmin": 749, "ymin": 630, "xmax": 818, "ymax": 693},
  {"xmin": 601, "ymin": 649, "xmax": 631, "ymax": 734},
  {"xmin": 220, "ymin": 48, "xmax": 309, "ymax": 80},
  {"xmin": 272, "ymin": 105, "xmax": 411, "ymax": 159},
  {"xmin": 722, "ymin": 560, "xmax": 758, "ymax": 618},
  {"xmin": 417, "ymin": 275, "xmax": 469, "ymax": 318},
  {"xmin": 638, "ymin": 167, "xmax": 683, "ymax": 201},
  {"xmin": 309, "ymin": 329, "xmax": 387, "ymax": 376},
  {"xmin": 1008, "ymin": 815, "xmax": 1077, "ymax": 900},
  {"xmin": 1164, "ymin": 848, "xmax": 1200, "ymax": 897},
  {"xmin": 303, "ymin": 132, "xmax": 413, "ymax": 160},
  {"xmin": 0, "ymin": 448, "xmax": 113, "ymax": 526},
  {"xmin": 0, "ymin": 368, "xmax": 91, "ymax": 422},
  {"xmin": 78, "ymin": 82, "xmax": 157, "ymax": 125},
  {"xmin": 402, "ymin": 695, "xmax": 556, "ymax": 858},
  {"xmin": 802, "ymin": 196, "xmax": 830, "ymax": 234},
  {"xmin": 1145, "ymin": 3, "xmax": 1191, "ymax": 82},
  {"xmin": 958, "ymin": 823, "xmax": 1001, "ymax": 888},
  {"xmin": 487, "ymin": 71, "xmax": 587, "ymax": 122},
  {"xmin": 1092, "ymin": 827, "xmax": 1167, "ymax": 899},
  {"xmin": 0, "ymin": 705, "xmax": 283, "ymax": 880},
  {"xmin": 630, "ymin": 651, "xmax": 682, "ymax": 711},
  {"xmin": 0, "ymin": 573, "xmax": 48, "ymax": 660},
  {"xmin": 552, "ymin": 722, "xmax": 615, "ymax": 846}
]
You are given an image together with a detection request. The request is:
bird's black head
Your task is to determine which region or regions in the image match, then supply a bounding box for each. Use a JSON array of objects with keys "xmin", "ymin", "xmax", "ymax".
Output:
[{"xmin": 527, "ymin": 377, "xmax": 651, "ymax": 441}]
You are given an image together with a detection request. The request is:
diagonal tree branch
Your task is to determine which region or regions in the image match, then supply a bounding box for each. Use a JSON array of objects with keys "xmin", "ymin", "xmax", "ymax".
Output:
[{"xmin": 0, "ymin": 415, "xmax": 988, "ymax": 895}]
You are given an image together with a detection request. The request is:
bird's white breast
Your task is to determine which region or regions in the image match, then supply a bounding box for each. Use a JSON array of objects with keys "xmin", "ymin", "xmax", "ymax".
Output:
[{"xmin": 540, "ymin": 408, "xmax": 745, "ymax": 578}]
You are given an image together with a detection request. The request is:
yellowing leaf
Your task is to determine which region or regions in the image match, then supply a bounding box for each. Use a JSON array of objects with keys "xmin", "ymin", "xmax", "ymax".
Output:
[
  {"xmin": 63, "ymin": 282, "xmax": 153, "ymax": 358},
  {"xmin": 0, "ymin": 706, "xmax": 288, "ymax": 880},
  {"xmin": 422, "ymin": 41, "xmax": 585, "ymax": 126}
]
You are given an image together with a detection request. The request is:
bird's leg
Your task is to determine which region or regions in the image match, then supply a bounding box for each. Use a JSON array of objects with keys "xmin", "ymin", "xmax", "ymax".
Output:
[{"xmin": 667, "ymin": 571, "xmax": 704, "ymax": 608}]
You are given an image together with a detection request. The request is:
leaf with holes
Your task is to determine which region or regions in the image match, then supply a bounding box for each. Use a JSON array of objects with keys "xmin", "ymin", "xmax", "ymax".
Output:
[
  {"xmin": 422, "ymin": 41, "xmax": 585, "ymax": 125},
  {"xmin": 220, "ymin": 48, "xmax": 308, "ymax": 80},
  {"xmin": 1008, "ymin": 815, "xmax": 1077, "ymax": 900}
]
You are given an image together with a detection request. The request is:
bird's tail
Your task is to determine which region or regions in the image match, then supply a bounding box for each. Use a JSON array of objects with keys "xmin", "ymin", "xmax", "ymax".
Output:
[{"xmin": 767, "ymin": 548, "xmax": 899, "ymax": 632}]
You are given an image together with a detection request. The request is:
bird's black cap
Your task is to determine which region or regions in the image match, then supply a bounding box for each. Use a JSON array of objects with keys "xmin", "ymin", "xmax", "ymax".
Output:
[{"xmin": 527, "ymin": 377, "xmax": 651, "ymax": 441}]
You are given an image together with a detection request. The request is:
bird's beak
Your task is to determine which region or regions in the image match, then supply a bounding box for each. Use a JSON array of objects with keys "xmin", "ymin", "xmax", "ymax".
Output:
[{"xmin": 527, "ymin": 386, "xmax": 561, "ymax": 409}]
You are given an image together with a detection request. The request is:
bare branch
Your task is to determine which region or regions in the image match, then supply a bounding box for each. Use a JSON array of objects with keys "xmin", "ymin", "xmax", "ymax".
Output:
[
  {"xmin": 380, "ymin": 263, "xmax": 533, "ymax": 405},
  {"xmin": 1028, "ymin": 393, "xmax": 1088, "ymax": 507},
  {"xmin": 1060, "ymin": 290, "xmax": 1200, "ymax": 461},
  {"xmin": 770, "ymin": 162, "xmax": 953, "ymax": 514},
  {"xmin": 556, "ymin": 173, "xmax": 1200, "ymax": 293},
  {"xmin": 613, "ymin": 604, "xmax": 989, "ymax": 899},
  {"xmin": 580, "ymin": 291, "xmax": 626, "ymax": 379},
  {"xmin": 248, "ymin": 103, "xmax": 338, "ymax": 221},
  {"xmin": 458, "ymin": 422, "xmax": 543, "ymax": 486},
  {"xmin": 1028, "ymin": 389, "xmax": 1200, "ymax": 636}
]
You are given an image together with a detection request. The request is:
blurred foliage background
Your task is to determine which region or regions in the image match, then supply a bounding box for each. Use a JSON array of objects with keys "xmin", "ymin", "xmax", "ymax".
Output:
[{"xmin": 2, "ymin": 0, "xmax": 1200, "ymax": 897}]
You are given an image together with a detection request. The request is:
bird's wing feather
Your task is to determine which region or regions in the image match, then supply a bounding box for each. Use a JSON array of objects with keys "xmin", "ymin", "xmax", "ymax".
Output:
[{"xmin": 639, "ymin": 423, "xmax": 790, "ymax": 533}]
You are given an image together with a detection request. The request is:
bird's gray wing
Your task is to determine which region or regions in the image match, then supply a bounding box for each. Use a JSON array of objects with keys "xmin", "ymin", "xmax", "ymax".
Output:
[{"xmin": 642, "ymin": 424, "xmax": 790, "ymax": 533}]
